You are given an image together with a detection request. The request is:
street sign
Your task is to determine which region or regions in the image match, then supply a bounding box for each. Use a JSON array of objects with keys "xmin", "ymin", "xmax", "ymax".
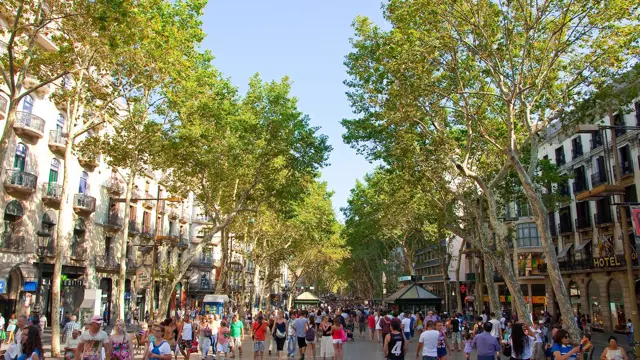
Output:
[
  {"xmin": 631, "ymin": 206, "xmax": 640, "ymax": 239},
  {"xmin": 0, "ymin": 280, "xmax": 5, "ymax": 294}
]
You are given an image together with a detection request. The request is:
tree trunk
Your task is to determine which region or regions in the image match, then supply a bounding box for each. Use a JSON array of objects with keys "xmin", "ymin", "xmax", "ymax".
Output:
[
  {"xmin": 474, "ymin": 256, "xmax": 483, "ymax": 316},
  {"xmin": 483, "ymin": 260, "xmax": 501, "ymax": 316},
  {"xmin": 508, "ymin": 150, "xmax": 581, "ymax": 338},
  {"xmin": 115, "ymin": 172, "xmax": 135, "ymax": 321},
  {"xmin": 213, "ymin": 227, "xmax": 229, "ymax": 294},
  {"xmin": 455, "ymin": 238, "xmax": 466, "ymax": 314}
]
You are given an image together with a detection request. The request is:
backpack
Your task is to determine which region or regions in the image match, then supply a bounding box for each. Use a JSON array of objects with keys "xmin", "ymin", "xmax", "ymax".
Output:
[{"xmin": 305, "ymin": 326, "xmax": 315, "ymax": 341}]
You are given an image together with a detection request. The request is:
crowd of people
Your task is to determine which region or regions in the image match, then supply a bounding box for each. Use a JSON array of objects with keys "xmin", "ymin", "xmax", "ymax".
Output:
[{"xmin": 0, "ymin": 305, "xmax": 632, "ymax": 360}]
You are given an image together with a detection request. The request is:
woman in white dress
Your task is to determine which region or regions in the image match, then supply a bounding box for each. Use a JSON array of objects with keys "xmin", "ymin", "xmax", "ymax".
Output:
[
  {"xmin": 319, "ymin": 316, "xmax": 334, "ymax": 360},
  {"xmin": 375, "ymin": 312, "xmax": 382, "ymax": 343}
]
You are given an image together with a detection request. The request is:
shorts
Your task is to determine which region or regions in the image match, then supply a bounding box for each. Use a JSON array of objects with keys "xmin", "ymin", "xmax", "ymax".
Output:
[
  {"xmin": 437, "ymin": 347, "xmax": 448, "ymax": 358},
  {"xmin": 423, "ymin": 357, "xmax": 438, "ymax": 360},
  {"xmin": 451, "ymin": 332, "xmax": 461, "ymax": 344},
  {"xmin": 306, "ymin": 339, "xmax": 316, "ymax": 345},
  {"xmin": 417, "ymin": 325, "xmax": 424, "ymax": 331},
  {"xmin": 217, "ymin": 342, "xmax": 229, "ymax": 353},
  {"xmin": 230, "ymin": 337, "xmax": 242, "ymax": 347},
  {"xmin": 359, "ymin": 322, "xmax": 366, "ymax": 331},
  {"xmin": 253, "ymin": 341, "xmax": 265, "ymax": 353},
  {"xmin": 179, "ymin": 339, "xmax": 192, "ymax": 351},
  {"xmin": 297, "ymin": 337, "xmax": 307, "ymax": 348},
  {"xmin": 332, "ymin": 339, "xmax": 342, "ymax": 344},
  {"xmin": 404, "ymin": 332, "xmax": 411, "ymax": 341}
]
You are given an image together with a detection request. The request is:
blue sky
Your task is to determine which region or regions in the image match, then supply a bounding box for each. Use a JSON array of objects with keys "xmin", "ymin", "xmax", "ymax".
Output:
[{"xmin": 201, "ymin": 1, "xmax": 386, "ymax": 218}]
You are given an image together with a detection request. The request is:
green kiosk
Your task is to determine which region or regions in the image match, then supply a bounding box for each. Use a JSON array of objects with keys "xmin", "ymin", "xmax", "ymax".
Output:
[
  {"xmin": 384, "ymin": 283, "xmax": 442, "ymax": 314},
  {"xmin": 293, "ymin": 291, "xmax": 321, "ymax": 309}
]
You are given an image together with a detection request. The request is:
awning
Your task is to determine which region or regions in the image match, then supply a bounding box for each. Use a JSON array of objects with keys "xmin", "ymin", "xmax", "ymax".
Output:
[
  {"xmin": 203, "ymin": 294, "xmax": 230, "ymax": 303},
  {"xmin": 557, "ymin": 243, "xmax": 574, "ymax": 257},
  {"xmin": 574, "ymin": 240, "xmax": 592, "ymax": 252},
  {"xmin": 0, "ymin": 263, "xmax": 38, "ymax": 282}
]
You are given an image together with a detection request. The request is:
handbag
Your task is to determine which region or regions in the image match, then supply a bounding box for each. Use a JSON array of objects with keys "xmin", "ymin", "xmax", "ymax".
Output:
[
  {"xmin": 341, "ymin": 328, "xmax": 347, "ymax": 342},
  {"xmin": 189, "ymin": 339, "xmax": 198, "ymax": 353},
  {"xmin": 503, "ymin": 344, "xmax": 512, "ymax": 357}
]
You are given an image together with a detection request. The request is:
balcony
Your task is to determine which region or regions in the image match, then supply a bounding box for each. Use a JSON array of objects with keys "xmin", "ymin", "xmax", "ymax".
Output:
[
  {"xmin": 179, "ymin": 214, "xmax": 189, "ymax": 224},
  {"xmin": 465, "ymin": 272, "xmax": 476, "ymax": 281},
  {"xmin": 190, "ymin": 236, "xmax": 203, "ymax": 244},
  {"xmin": 14, "ymin": 111, "xmax": 45, "ymax": 139},
  {"xmin": 574, "ymin": 216, "xmax": 591, "ymax": 231},
  {"xmin": 192, "ymin": 256, "xmax": 214, "ymax": 268},
  {"xmin": 572, "ymin": 146, "xmax": 584, "ymax": 160},
  {"xmin": 590, "ymin": 137, "xmax": 603, "ymax": 150},
  {"xmin": 95, "ymin": 255, "xmax": 119, "ymax": 271},
  {"xmin": 104, "ymin": 213, "xmax": 124, "ymax": 232},
  {"xmin": 191, "ymin": 282, "xmax": 213, "ymax": 292},
  {"xmin": 168, "ymin": 209, "xmax": 179, "ymax": 220},
  {"xmin": 572, "ymin": 180, "xmax": 588, "ymax": 196},
  {"xmin": 126, "ymin": 257, "xmax": 137, "ymax": 269},
  {"xmin": 193, "ymin": 214, "xmax": 212, "ymax": 224},
  {"xmin": 142, "ymin": 193, "xmax": 155, "ymax": 209},
  {"xmin": 613, "ymin": 160, "xmax": 634, "ymax": 180},
  {"xmin": 595, "ymin": 211, "xmax": 614, "ymax": 226},
  {"xmin": 591, "ymin": 171, "xmax": 607, "ymax": 187},
  {"xmin": 48, "ymin": 130, "xmax": 66, "ymax": 153},
  {"xmin": 141, "ymin": 225, "xmax": 155, "ymax": 239},
  {"xmin": 0, "ymin": 95, "xmax": 6, "ymax": 120},
  {"xmin": 549, "ymin": 220, "xmax": 557, "ymax": 237},
  {"xmin": 128, "ymin": 220, "xmax": 140, "ymax": 235},
  {"xmin": 105, "ymin": 178, "xmax": 124, "ymax": 196},
  {"xmin": 558, "ymin": 185, "xmax": 571, "ymax": 198},
  {"xmin": 70, "ymin": 243, "xmax": 86, "ymax": 260},
  {"xmin": 0, "ymin": 234, "xmax": 25, "ymax": 252},
  {"xmin": 156, "ymin": 230, "xmax": 179, "ymax": 243},
  {"xmin": 558, "ymin": 221, "xmax": 573, "ymax": 235},
  {"xmin": 4, "ymin": 169, "xmax": 37, "ymax": 194},
  {"xmin": 73, "ymin": 194, "xmax": 96, "ymax": 215},
  {"xmin": 556, "ymin": 155, "xmax": 566, "ymax": 166},
  {"xmin": 41, "ymin": 183, "xmax": 62, "ymax": 204},
  {"xmin": 177, "ymin": 238, "xmax": 189, "ymax": 249},
  {"xmin": 78, "ymin": 154, "xmax": 99, "ymax": 169}
]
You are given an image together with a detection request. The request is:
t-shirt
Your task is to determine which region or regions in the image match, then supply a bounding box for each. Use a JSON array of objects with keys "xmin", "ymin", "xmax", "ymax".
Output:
[
  {"xmin": 419, "ymin": 329, "xmax": 439, "ymax": 356},
  {"xmin": 148, "ymin": 340, "xmax": 171, "ymax": 357},
  {"xmin": 401, "ymin": 318, "xmax": 412, "ymax": 333},
  {"xmin": 387, "ymin": 332, "xmax": 405, "ymax": 360},
  {"xmin": 64, "ymin": 336, "xmax": 82, "ymax": 350},
  {"xmin": 510, "ymin": 336, "xmax": 534, "ymax": 360},
  {"xmin": 230, "ymin": 320, "xmax": 243, "ymax": 338},
  {"xmin": 294, "ymin": 318, "xmax": 308, "ymax": 338},
  {"xmin": 552, "ymin": 343, "xmax": 577, "ymax": 360},
  {"xmin": 451, "ymin": 319, "xmax": 460, "ymax": 332},
  {"xmin": 253, "ymin": 322, "xmax": 268, "ymax": 341},
  {"xmin": 489, "ymin": 319, "xmax": 501, "ymax": 337},
  {"xmin": 79, "ymin": 330, "xmax": 109, "ymax": 359},
  {"xmin": 367, "ymin": 315, "xmax": 376, "ymax": 328}
]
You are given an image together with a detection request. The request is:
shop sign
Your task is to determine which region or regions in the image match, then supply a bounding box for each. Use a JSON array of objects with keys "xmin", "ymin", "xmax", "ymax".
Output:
[
  {"xmin": 631, "ymin": 206, "xmax": 640, "ymax": 239},
  {"xmin": 136, "ymin": 268, "xmax": 151, "ymax": 288},
  {"xmin": 398, "ymin": 276, "xmax": 412, "ymax": 282},
  {"xmin": 532, "ymin": 296, "xmax": 546, "ymax": 304},
  {"xmin": 593, "ymin": 254, "xmax": 637, "ymax": 268},
  {"xmin": 42, "ymin": 278, "xmax": 85, "ymax": 287},
  {"xmin": 0, "ymin": 280, "xmax": 5, "ymax": 294}
]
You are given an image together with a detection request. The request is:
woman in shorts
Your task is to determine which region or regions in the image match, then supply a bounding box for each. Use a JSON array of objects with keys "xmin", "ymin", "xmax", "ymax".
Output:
[{"xmin": 331, "ymin": 317, "xmax": 344, "ymax": 360}]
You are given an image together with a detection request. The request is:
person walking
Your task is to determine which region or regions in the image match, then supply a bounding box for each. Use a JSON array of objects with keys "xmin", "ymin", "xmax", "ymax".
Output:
[
  {"xmin": 331, "ymin": 317, "xmax": 344, "ymax": 360},
  {"xmin": 416, "ymin": 320, "xmax": 439, "ymax": 360},
  {"xmin": 380, "ymin": 311, "xmax": 392, "ymax": 350},
  {"xmin": 252, "ymin": 316, "xmax": 269, "ymax": 360},
  {"xmin": 229, "ymin": 314, "xmax": 244, "ymax": 358},
  {"xmin": 530, "ymin": 321, "xmax": 545, "ymax": 360},
  {"xmin": 600, "ymin": 336, "xmax": 626, "ymax": 360},
  {"xmin": 5, "ymin": 314, "xmax": 16, "ymax": 345},
  {"xmin": 384, "ymin": 319, "xmax": 407, "ymax": 360},
  {"xmin": 368, "ymin": 312, "xmax": 377, "ymax": 342},
  {"xmin": 76, "ymin": 315, "xmax": 111, "ymax": 360},
  {"xmin": 319, "ymin": 316, "xmax": 334, "ymax": 360},
  {"xmin": 489, "ymin": 313, "xmax": 502, "ymax": 345},
  {"xmin": 63, "ymin": 315, "xmax": 81, "ymax": 344},
  {"xmin": 295, "ymin": 311, "xmax": 309, "ymax": 360},
  {"xmin": 177, "ymin": 315, "xmax": 194, "ymax": 360},
  {"xmin": 436, "ymin": 321, "xmax": 450, "ymax": 360},
  {"xmin": 198, "ymin": 317, "xmax": 212, "ymax": 360},
  {"xmin": 211, "ymin": 314, "xmax": 220, "ymax": 359},
  {"xmin": 18, "ymin": 326, "xmax": 43, "ymax": 360},
  {"xmin": 144, "ymin": 324, "xmax": 172, "ymax": 360},
  {"xmin": 110, "ymin": 319, "xmax": 134, "ymax": 360},
  {"xmin": 273, "ymin": 311, "xmax": 287, "ymax": 360},
  {"xmin": 287, "ymin": 314, "xmax": 297, "ymax": 358},
  {"xmin": 510, "ymin": 323, "xmax": 534, "ymax": 360},
  {"xmin": 472, "ymin": 322, "xmax": 500, "ymax": 360},
  {"xmin": 552, "ymin": 329, "xmax": 586, "ymax": 360},
  {"xmin": 401, "ymin": 313, "xmax": 412, "ymax": 343},
  {"xmin": 305, "ymin": 316, "xmax": 317, "ymax": 360},
  {"xmin": 450, "ymin": 314, "xmax": 461, "ymax": 352},
  {"xmin": 376, "ymin": 311, "xmax": 383, "ymax": 343}
]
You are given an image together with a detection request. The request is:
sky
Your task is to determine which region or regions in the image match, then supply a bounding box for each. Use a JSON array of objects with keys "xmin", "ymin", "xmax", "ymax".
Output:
[{"xmin": 200, "ymin": 1, "xmax": 387, "ymax": 219}]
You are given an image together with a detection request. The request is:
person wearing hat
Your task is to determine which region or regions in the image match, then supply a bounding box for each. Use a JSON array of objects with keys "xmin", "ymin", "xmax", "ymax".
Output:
[
  {"xmin": 75, "ymin": 315, "xmax": 111, "ymax": 360},
  {"xmin": 64, "ymin": 328, "xmax": 82, "ymax": 360}
]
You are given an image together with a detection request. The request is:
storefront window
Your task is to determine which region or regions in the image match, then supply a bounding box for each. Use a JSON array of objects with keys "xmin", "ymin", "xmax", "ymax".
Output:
[
  {"xmin": 609, "ymin": 279, "xmax": 626, "ymax": 330},
  {"xmin": 569, "ymin": 281, "xmax": 581, "ymax": 315},
  {"xmin": 588, "ymin": 280, "xmax": 603, "ymax": 330}
]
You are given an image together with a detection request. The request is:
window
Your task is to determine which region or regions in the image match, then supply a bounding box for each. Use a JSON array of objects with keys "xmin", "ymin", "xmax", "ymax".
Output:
[
  {"xmin": 56, "ymin": 113, "xmax": 65, "ymax": 132},
  {"xmin": 555, "ymin": 146, "xmax": 565, "ymax": 166},
  {"xmin": 129, "ymin": 206, "xmax": 136, "ymax": 221},
  {"xmin": 516, "ymin": 223, "xmax": 541, "ymax": 247},
  {"xmin": 200, "ymin": 274, "xmax": 210, "ymax": 289},
  {"xmin": 78, "ymin": 171, "xmax": 88, "ymax": 194},
  {"xmin": 143, "ymin": 211, "xmax": 151, "ymax": 229},
  {"xmin": 105, "ymin": 236, "xmax": 113, "ymax": 259},
  {"xmin": 22, "ymin": 95, "xmax": 34, "ymax": 113},
  {"xmin": 49, "ymin": 159, "xmax": 60, "ymax": 183},
  {"xmin": 13, "ymin": 143, "xmax": 27, "ymax": 171}
]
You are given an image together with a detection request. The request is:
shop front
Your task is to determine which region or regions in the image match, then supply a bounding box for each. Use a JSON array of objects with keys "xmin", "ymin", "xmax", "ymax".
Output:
[
  {"xmin": 0, "ymin": 263, "xmax": 39, "ymax": 319},
  {"xmin": 569, "ymin": 281, "xmax": 581, "ymax": 315},
  {"xmin": 587, "ymin": 279, "xmax": 604, "ymax": 332},
  {"xmin": 609, "ymin": 279, "xmax": 626, "ymax": 332}
]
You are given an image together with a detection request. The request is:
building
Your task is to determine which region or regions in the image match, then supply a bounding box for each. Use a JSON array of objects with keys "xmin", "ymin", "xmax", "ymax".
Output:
[
  {"xmin": 413, "ymin": 236, "xmax": 466, "ymax": 311},
  {"xmin": 536, "ymin": 99, "xmax": 640, "ymax": 332}
]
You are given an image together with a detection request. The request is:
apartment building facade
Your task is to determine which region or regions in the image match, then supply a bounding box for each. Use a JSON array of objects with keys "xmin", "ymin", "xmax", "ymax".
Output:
[{"xmin": 537, "ymin": 100, "xmax": 640, "ymax": 332}]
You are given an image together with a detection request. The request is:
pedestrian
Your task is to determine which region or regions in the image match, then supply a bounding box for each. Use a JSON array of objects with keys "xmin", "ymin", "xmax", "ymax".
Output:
[
  {"xmin": 358, "ymin": 311, "xmax": 366, "ymax": 339},
  {"xmin": 19, "ymin": 326, "xmax": 43, "ymax": 360},
  {"xmin": 331, "ymin": 317, "xmax": 344, "ymax": 360},
  {"xmin": 64, "ymin": 328, "xmax": 82, "ymax": 360},
  {"xmin": 272, "ymin": 311, "xmax": 287, "ymax": 360},
  {"xmin": 384, "ymin": 318, "xmax": 407, "ymax": 360},
  {"xmin": 510, "ymin": 323, "xmax": 534, "ymax": 360},
  {"xmin": 210, "ymin": 314, "xmax": 220, "ymax": 359},
  {"xmin": 76, "ymin": 315, "xmax": 111, "ymax": 360},
  {"xmin": 463, "ymin": 332, "xmax": 472, "ymax": 360},
  {"xmin": 63, "ymin": 315, "xmax": 81, "ymax": 344},
  {"xmin": 252, "ymin": 316, "xmax": 268, "ymax": 360},
  {"xmin": 216, "ymin": 320, "xmax": 230, "ymax": 357},
  {"xmin": 627, "ymin": 319, "xmax": 634, "ymax": 346},
  {"xmin": 489, "ymin": 313, "xmax": 502, "ymax": 344},
  {"xmin": 319, "ymin": 316, "xmax": 334, "ymax": 360},
  {"xmin": 472, "ymin": 322, "xmax": 500, "ymax": 360},
  {"xmin": 436, "ymin": 321, "xmax": 450, "ymax": 360},
  {"xmin": 530, "ymin": 321, "xmax": 545, "ymax": 360},
  {"xmin": 229, "ymin": 313, "xmax": 244, "ymax": 358},
  {"xmin": 305, "ymin": 316, "xmax": 317, "ymax": 360},
  {"xmin": 199, "ymin": 317, "xmax": 212, "ymax": 360},
  {"xmin": 287, "ymin": 314, "xmax": 297, "ymax": 358},
  {"xmin": 380, "ymin": 311, "xmax": 392, "ymax": 349},
  {"xmin": 110, "ymin": 319, "xmax": 134, "ymax": 360},
  {"xmin": 144, "ymin": 324, "xmax": 171, "ymax": 360},
  {"xmin": 368, "ymin": 312, "xmax": 377, "ymax": 342},
  {"xmin": 551, "ymin": 329, "xmax": 585, "ymax": 360},
  {"xmin": 294, "ymin": 310, "xmax": 309, "ymax": 360},
  {"xmin": 481, "ymin": 311, "xmax": 488, "ymax": 324},
  {"xmin": 473, "ymin": 317, "xmax": 485, "ymax": 337},
  {"xmin": 449, "ymin": 314, "xmax": 461, "ymax": 352},
  {"xmin": 401, "ymin": 312, "xmax": 412, "ymax": 342},
  {"xmin": 416, "ymin": 320, "xmax": 439, "ymax": 360},
  {"xmin": 177, "ymin": 315, "xmax": 194, "ymax": 360},
  {"xmin": 5, "ymin": 314, "xmax": 16, "ymax": 345},
  {"xmin": 376, "ymin": 311, "xmax": 383, "ymax": 343}
]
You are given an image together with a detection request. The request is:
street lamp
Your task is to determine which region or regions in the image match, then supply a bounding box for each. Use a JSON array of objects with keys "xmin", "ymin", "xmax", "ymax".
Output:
[
  {"xmin": 576, "ymin": 121, "xmax": 640, "ymax": 356},
  {"xmin": 33, "ymin": 230, "xmax": 51, "ymax": 320}
]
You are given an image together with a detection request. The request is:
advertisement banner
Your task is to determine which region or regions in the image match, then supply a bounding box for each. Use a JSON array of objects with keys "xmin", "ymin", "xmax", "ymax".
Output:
[{"xmin": 630, "ymin": 206, "xmax": 640, "ymax": 240}]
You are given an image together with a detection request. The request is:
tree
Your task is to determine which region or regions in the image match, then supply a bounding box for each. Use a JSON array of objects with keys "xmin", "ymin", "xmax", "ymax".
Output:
[
  {"xmin": 156, "ymin": 72, "xmax": 331, "ymax": 316},
  {"xmin": 342, "ymin": 0, "xmax": 639, "ymax": 337}
]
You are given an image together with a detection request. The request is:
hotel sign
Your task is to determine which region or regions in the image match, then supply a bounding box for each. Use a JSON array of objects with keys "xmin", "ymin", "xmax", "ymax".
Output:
[{"xmin": 593, "ymin": 253, "xmax": 637, "ymax": 268}]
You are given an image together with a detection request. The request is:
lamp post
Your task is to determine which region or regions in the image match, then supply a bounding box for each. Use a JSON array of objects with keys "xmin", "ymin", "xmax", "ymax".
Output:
[
  {"xmin": 33, "ymin": 230, "xmax": 51, "ymax": 321},
  {"xmin": 576, "ymin": 121, "xmax": 640, "ymax": 356}
]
